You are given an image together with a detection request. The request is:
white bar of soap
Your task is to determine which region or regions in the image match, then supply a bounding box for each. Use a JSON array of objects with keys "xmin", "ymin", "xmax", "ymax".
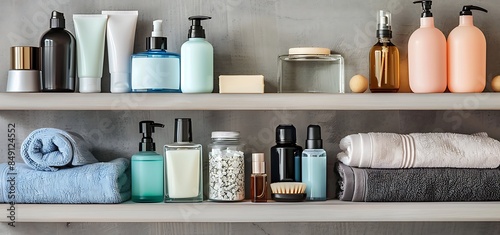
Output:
[{"xmin": 219, "ymin": 75, "xmax": 264, "ymax": 93}]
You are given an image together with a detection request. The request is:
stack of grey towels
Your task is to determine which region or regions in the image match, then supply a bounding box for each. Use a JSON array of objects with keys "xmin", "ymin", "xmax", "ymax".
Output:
[
  {"xmin": 337, "ymin": 132, "xmax": 500, "ymax": 202},
  {"xmin": 0, "ymin": 128, "xmax": 131, "ymax": 203}
]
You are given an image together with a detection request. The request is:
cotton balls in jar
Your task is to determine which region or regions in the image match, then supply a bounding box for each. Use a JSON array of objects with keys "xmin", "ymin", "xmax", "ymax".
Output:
[
  {"xmin": 349, "ymin": 74, "xmax": 368, "ymax": 93},
  {"xmin": 492, "ymin": 75, "xmax": 500, "ymax": 92}
]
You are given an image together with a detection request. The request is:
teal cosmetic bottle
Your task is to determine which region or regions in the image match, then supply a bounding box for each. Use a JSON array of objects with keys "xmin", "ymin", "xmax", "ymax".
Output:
[{"xmin": 131, "ymin": 121, "xmax": 165, "ymax": 202}]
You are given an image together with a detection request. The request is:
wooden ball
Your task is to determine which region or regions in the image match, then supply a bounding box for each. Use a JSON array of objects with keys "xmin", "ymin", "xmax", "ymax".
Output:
[
  {"xmin": 492, "ymin": 76, "xmax": 500, "ymax": 92},
  {"xmin": 349, "ymin": 74, "xmax": 368, "ymax": 93}
]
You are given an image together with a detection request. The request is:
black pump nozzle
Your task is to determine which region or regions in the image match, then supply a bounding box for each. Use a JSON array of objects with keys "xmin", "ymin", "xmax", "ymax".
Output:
[
  {"xmin": 460, "ymin": 5, "xmax": 488, "ymax": 15},
  {"xmin": 413, "ymin": 1, "xmax": 433, "ymax": 18},
  {"xmin": 305, "ymin": 125, "xmax": 323, "ymax": 149},
  {"xmin": 188, "ymin": 16, "xmax": 211, "ymax": 38},
  {"xmin": 50, "ymin": 10, "xmax": 65, "ymax": 28},
  {"xmin": 139, "ymin": 120, "xmax": 165, "ymax": 151}
]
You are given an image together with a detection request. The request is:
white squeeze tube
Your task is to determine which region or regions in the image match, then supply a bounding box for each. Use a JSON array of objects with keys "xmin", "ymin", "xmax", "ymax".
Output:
[
  {"xmin": 102, "ymin": 11, "xmax": 138, "ymax": 93},
  {"xmin": 73, "ymin": 14, "xmax": 108, "ymax": 93}
]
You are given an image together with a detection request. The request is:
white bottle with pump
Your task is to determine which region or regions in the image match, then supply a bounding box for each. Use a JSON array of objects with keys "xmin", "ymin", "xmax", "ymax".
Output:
[
  {"xmin": 408, "ymin": 0, "xmax": 447, "ymax": 93},
  {"xmin": 180, "ymin": 16, "xmax": 213, "ymax": 93},
  {"xmin": 448, "ymin": 5, "xmax": 488, "ymax": 93}
]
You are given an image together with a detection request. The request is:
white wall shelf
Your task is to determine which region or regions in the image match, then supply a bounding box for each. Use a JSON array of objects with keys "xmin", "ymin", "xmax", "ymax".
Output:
[
  {"xmin": 2, "ymin": 201, "xmax": 500, "ymax": 223},
  {"xmin": 0, "ymin": 93, "xmax": 498, "ymax": 111},
  {"xmin": 2, "ymin": 93, "xmax": 500, "ymax": 224}
]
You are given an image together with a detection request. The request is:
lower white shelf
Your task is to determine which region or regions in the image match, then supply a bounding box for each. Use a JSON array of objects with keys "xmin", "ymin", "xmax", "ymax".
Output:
[{"xmin": 2, "ymin": 200, "xmax": 500, "ymax": 223}]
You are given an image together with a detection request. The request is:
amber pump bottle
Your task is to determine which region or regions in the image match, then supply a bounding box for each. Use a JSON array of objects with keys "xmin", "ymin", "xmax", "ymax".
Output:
[
  {"xmin": 250, "ymin": 153, "xmax": 267, "ymax": 202},
  {"xmin": 369, "ymin": 10, "xmax": 400, "ymax": 93}
]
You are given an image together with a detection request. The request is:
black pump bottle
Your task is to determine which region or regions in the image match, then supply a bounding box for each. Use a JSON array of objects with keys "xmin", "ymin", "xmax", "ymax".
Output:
[{"xmin": 40, "ymin": 10, "xmax": 76, "ymax": 92}]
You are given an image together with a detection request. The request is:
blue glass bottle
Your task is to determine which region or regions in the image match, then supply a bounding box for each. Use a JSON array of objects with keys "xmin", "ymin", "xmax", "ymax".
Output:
[
  {"xmin": 302, "ymin": 125, "xmax": 327, "ymax": 201},
  {"xmin": 131, "ymin": 20, "xmax": 180, "ymax": 93}
]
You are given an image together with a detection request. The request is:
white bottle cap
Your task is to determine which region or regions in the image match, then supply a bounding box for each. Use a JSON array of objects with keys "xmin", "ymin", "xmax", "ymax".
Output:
[
  {"xmin": 211, "ymin": 131, "xmax": 240, "ymax": 139},
  {"xmin": 79, "ymin": 77, "xmax": 102, "ymax": 93},
  {"xmin": 152, "ymin": 20, "xmax": 163, "ymax": 37},
  {"xmin": 110, "ymin": 72, "xmax": 131, "ymax": 93}
]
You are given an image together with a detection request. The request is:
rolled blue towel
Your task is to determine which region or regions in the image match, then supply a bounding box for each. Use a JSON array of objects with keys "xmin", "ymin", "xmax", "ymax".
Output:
[
  {"xmin": 21, "ymin": 128, "xmax": 98, "ymax": 171},
  {"xmin": 0, "ymin": 158, "xmax": 131, "ymax": 204}
]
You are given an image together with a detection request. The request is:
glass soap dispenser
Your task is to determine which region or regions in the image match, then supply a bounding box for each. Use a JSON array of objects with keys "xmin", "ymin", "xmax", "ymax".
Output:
[
  {"xmin": 131, "ymin": 20, "xmax": 180, "ymax": 92},
  {"xmin": 164, "ymin": 118, "xmax": 203, "ymax": 202},
  {"xmin": 131, "ymin": 121, "xmax": 165, "ymax": 203},
  {"xmin": 369, "ymin": 10, "xmax": 400, "ymax": 92}
]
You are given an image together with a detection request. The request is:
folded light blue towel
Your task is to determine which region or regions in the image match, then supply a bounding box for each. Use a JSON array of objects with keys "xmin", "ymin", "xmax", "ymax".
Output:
[
  {"xmin": 21, "ymin": 128, "xmax": 98, "ymax": 171},
  {"xmin": 0, "ymin": 158, "xmax": 131, "ymax": 204}
]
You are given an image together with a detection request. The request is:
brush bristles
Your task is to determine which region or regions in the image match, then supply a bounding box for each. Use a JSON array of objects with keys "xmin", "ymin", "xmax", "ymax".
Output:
[{"xmin": 270, "ymin": 182, "xmax": 306, "ymax": 194}]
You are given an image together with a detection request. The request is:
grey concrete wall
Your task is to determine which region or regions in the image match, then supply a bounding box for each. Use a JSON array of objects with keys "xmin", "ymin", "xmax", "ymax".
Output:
[{"xmin": 1, "ymin": 0, "xmax": 500, "ymax": 234}]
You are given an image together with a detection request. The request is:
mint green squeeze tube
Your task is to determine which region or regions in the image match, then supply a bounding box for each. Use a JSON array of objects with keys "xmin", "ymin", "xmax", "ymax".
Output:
[{"xmin": 73, "ymin": 14, "xmax": 108, "ymax": 93}]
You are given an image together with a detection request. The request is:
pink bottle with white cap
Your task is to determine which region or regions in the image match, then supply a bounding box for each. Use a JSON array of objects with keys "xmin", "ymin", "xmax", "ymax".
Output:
[
  {"xmin": 408, "ymin": 0, "xmax": 447, "ymax": 93},
  {"xmin": 448, "ymin": 5, "xmax": 488, "ymax": 93}
]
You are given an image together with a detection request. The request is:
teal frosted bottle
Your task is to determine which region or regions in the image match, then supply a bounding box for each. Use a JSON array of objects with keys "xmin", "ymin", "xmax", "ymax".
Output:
[{"xmin": 131, "ymin": 121, "xmax": 165, "ymax": 202}]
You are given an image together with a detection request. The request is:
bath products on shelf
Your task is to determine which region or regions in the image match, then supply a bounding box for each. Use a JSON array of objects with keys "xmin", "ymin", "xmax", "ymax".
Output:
[
  {"xmin": 208, "ymin": 131, "xmax": 245, "ymax": 201},
  {"xmin": 180, "ymin": 16, "xmax": 213, "ymax": 93},
  {"xmin": 302, "ymin": 125, "xmax": 327, "ymax": 201},
  {"xmin": 131, "ymin": 121, "xmax": 165, "ymax": 203},
  {"xmin": 131, "ymin": 20, "xmax": 181, "ymax": 93},
  {"xmin": 271, "ymin": 124, "xmax": 303, "ymax": 183},
  {"xmin": 73, "ymin": 14, "xmax": 108, "ymax": 93},
  {"xmin": 278, "ymin": 47, "xmax": 345, "ymax": 93},
  {"xmin": 408, "ymin": 0, "xmax": 447, "ymax": 93},
  {"xmin": 250, "ymin": 153, "xmax": 268, "ymax": 203},
  {"xmin": 448, "ymin": 5, "xmax": 488, "ymax": 93},
  {"xmin": 7, "ymin": 46, "xmax": 40, "ymax": 92},
  {"xmin": 164, "ymin": 118, "xmax": 203, "ymax": 202},
  {"xmin": 40, "ymin": 10, "xmax": 76, "ymax": 92},
  {"xmin": 369, "ymin": 10, "xmax": 400, "ymax": 93},
  {"xmin": 102, "ymin": 11, "xmax": 138, "ymax": 93}
]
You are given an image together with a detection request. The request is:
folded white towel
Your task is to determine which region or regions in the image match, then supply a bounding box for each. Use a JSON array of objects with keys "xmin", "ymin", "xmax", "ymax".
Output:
[{"xmin": 337, "ymin": 132, "xmax": 500, "ymax": 168}]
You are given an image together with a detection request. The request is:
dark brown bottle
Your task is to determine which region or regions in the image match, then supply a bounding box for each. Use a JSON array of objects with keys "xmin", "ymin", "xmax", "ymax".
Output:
[
  {"xmin": 40, "ymin": 10, "xmax": 76, "ymax": 92},
  {"xmin": 251, "ymin": 153, "xmax": 267, "ymax": 203}
]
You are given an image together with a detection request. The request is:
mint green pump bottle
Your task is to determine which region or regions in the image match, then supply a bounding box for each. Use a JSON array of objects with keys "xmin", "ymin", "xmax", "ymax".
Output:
[
  {"xmin": 131, "ymin": 121, "xmax": 165, "ymax": 202},
  {"xmin": 180, "ymin": 16, "xmax": 213, "ymax": 93}
]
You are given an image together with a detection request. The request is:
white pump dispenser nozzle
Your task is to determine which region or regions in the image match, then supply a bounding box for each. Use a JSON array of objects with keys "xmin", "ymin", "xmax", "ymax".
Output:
[{"xmin": 152, "ymin": 20, "xmax": 163, "ymax": 37}]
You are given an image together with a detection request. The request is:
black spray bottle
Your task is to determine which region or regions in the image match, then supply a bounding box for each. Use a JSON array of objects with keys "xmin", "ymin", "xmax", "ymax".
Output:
[
  {"xmin": 270, "ymin": 124, "xmax": 303, "ymax": 183},
  {"xmin": 40, "ymin": 10, "xmax": 76, "ymax": 92}
]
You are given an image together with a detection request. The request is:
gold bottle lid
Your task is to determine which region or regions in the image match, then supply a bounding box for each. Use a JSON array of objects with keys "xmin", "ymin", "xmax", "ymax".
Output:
[
  {"xmin": 10, "ymin": 46, "xmax": 40, "ymax": 70},
  {"xmin": 288, "ymin": 47, "xmax": 330, "ymax": 55}
]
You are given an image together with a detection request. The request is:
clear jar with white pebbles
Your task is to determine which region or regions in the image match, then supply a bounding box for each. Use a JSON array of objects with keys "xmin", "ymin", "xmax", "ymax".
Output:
[{"xmin": 208, "ymin": 131, "xmax": 245, "ymax": 201}]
